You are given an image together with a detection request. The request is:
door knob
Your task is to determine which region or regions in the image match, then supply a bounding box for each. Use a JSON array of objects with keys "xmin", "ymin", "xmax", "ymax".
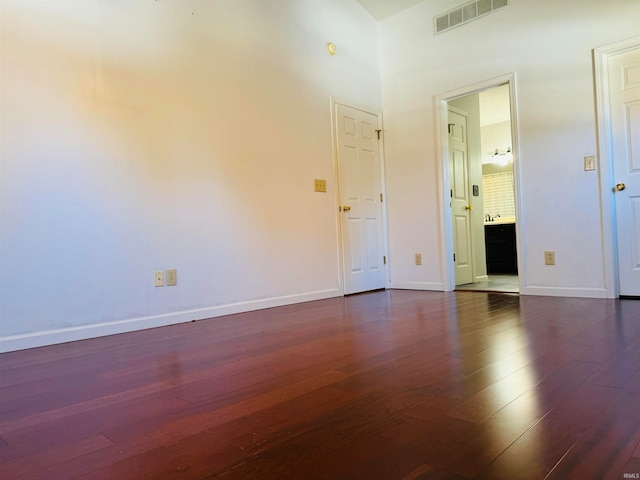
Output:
[
  {"xmin": 465, "ymin": 205, "xmax": 473, "ymax": 211},
  {"xmin": 616, "ymin": 183, "xmax": 626, "ymax": 191},
  {"xmin": 343, "ymin": 205, "xmax": 351, "ymax": 212}
]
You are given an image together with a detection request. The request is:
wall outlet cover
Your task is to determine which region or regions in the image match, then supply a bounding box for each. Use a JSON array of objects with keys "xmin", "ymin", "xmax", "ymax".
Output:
[
  {"xmin": 166, "ymin": 268, "xmax": 177, "ymax": 286},
  {"xmin": 154, "ymin": 271, "xmax": 164, "ymax": 287}
]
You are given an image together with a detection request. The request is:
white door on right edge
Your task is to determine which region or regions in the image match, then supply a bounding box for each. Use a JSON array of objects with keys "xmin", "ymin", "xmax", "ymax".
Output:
[{"xmin": 609, "ymin": 47, "xmax": 640, "ymax": 296}]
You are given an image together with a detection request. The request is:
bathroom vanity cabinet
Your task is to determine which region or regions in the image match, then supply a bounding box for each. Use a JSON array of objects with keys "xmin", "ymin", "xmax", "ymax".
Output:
[{"xmin": 484, "ymin": 222, "xmax": 518, "ymax": 274}]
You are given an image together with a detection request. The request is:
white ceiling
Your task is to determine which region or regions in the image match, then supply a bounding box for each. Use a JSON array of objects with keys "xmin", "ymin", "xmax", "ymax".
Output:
[{"xmin": 355, "ymin": 0, "xmax": 425, "ymax": 21}]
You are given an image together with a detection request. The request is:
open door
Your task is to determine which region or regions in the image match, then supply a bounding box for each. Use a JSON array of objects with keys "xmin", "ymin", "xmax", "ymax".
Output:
[{"xmin": 448, "ymin": 107, "xmax": 474, "ymax": 286}]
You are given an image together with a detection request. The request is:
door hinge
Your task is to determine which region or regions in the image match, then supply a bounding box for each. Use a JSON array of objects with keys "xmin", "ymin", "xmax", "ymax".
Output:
[
  {"xmin": 383, "ymin": 255, "xmax": 386, "ymax": 265},
  {"xmin": 453, "ymin": 253, "xmax": 456, "ymax": 262},
  {"xmin": 380, "ymin": 193, "xmax": 383, "ymax": 202},
  {"xmin": 375, "ymin": 129, "xmax": 382, "ymax": 140}
]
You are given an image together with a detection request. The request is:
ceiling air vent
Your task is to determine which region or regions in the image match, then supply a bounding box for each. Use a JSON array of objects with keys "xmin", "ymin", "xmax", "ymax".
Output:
[{"xmin": 434, "ymin": 0, "xmax": 509, "ymax": 34}]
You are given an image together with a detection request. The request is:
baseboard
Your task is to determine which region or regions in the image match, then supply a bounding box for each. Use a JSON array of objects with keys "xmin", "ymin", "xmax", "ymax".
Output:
[
  {"xmin": 390, "ymin": 281, "xmax": 445, "ymax": 291},
  {"xmin": 521, "ymin": 286, "xmax": 610, "ymax": 299},
  {"xmin": 0, "ymin": 289, "xmax": 342, "ymax": 353},
  {"xmin": 474, "ymin": 275, "xmax": 489, "ymax": 282}
]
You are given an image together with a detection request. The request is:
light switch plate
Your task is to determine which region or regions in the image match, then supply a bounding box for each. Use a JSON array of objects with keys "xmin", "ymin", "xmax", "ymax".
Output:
[
  {"xmin": 314, "ymin": 179, "xmax": 327, "ymax": 193},
  {"xmin": 544, "ymin": 251, "xmax": 555, "ymax": 266},
  {"xmin": 584, "ymin": 155, "xmax": 595, "ymax": 171}
]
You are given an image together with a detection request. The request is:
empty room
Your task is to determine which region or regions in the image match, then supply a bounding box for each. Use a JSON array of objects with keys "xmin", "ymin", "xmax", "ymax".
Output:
[{"xmin": 1, "ymin": 0, "xmax": 640, "ymax": 478}]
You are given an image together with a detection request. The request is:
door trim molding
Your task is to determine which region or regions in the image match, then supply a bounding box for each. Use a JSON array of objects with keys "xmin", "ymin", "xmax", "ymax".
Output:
[
  {"xmin": 594, "ymin": 35, "xmax": 640, "ymax": 299},
  {"xmin": 329, "ymin": 97, "xmax": 390, "ymax": 294},
  {"xmin": 435, "ymin": 73, "xmax": 524, "ymax": 292}
]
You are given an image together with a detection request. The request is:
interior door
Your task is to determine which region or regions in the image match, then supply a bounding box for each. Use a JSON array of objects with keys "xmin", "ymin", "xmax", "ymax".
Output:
[
  {"xmin": 609, "ymin": 46, "xmax": 640, "ymax": 296},
  {"xmin": 448, "ymin": 108, "xmax": 474, "ymax": 286},
  {"xmin": 335, "ymin": 103, "xmax": 386, "ymax": 295}
]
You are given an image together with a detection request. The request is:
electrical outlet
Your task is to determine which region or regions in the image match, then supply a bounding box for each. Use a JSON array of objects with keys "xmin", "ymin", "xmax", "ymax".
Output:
[
  {"xmin": 415, "ymin": 253, "xmax": 422, "ymax": 265},
  {"xmin": 154, "ymin": 271, "xmax": 164, "ymax": 287},
  {"xmin": 544, "ymin": 251, "xmax": 555, "ymax": 266},
  {"xmin": 584, "ymin": 155, "xmax": 596, "ymax": 171},
  {"xmin": 166, "ymin": 268, "xmax": 177, "ymax": 286}
]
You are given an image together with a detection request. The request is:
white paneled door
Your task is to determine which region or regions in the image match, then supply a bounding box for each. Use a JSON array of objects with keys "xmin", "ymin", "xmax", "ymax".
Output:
[
  {"xmin": 609, "ymin": 46, "xmax": 640, "ymax": 296},
  {"xmin": 448, "ymin": 108, "xmax": 473, "ymax": 286},
  {"xmin": 335, "ymin": 104, "xmax": 386, "ymax": 295}
]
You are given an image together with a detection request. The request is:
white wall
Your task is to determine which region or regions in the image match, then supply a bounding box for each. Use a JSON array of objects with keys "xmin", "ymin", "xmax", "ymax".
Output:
[
  {"xmin": 481, "ymin": 121, "xmax": 515, "ymax": 220},
  {"xmin": 481, "ymin": 121, "xmax": 512, "ymax": 164},
  {"xmin": 381, "ymin": 0, "xmax": 639, "ymax": 297},
  {"xmin": 0, "ymin": 0, "xmax": 381, "ymax": 351}
]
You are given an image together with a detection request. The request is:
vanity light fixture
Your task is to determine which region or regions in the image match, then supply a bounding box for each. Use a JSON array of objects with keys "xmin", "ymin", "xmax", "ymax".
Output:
[{"xmin": 491, "ymin": 146, "xmax": 513, "ymax": 166}]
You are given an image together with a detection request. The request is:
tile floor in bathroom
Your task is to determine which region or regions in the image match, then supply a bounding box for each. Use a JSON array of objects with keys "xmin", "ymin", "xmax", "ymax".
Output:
[{"xmin": 455, "ymin": 274, "xmax": 519, "ymax": 293}]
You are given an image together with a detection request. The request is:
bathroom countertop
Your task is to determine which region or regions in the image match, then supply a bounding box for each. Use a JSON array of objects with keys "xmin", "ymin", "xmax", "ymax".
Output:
[{"xmin": 484, "ymin": 216, "xmax": 516, "ymax": 226}]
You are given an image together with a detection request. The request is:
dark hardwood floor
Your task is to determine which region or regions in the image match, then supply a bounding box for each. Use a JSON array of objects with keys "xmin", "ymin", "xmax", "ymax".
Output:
[{"xmin": 2, "ymin": 290, "xmax": 640, "ymax": 479}]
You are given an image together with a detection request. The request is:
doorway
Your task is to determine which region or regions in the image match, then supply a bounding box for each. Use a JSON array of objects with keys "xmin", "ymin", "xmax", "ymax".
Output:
[{"xmin": 436, "ymin": 75, "xmax": 523, "ymax": 293}]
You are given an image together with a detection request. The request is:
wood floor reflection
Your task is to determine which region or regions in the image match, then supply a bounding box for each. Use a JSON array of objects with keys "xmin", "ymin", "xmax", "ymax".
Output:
[{"xmin": 1, "ymin": 291, "xmax": 640, "ymax": 479}]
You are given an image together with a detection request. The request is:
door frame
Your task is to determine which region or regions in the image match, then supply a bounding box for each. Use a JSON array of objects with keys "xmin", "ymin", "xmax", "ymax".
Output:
[
  {"xmin": 594, "ymin": 35, "xmax": 640, "ymax": 298},
  {"xmin": 330, "ymin": 97, "xmax": 391, "ymax": 295},
  {"xmin": 435, "ymin": 73, "xmax": 524, "ymax": 292}
]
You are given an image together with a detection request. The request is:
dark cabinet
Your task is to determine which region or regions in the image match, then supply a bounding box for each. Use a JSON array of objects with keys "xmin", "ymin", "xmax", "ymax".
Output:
[{"xmin": 485, "ymin": 223, "xmax": 518, "ymax": 274}]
